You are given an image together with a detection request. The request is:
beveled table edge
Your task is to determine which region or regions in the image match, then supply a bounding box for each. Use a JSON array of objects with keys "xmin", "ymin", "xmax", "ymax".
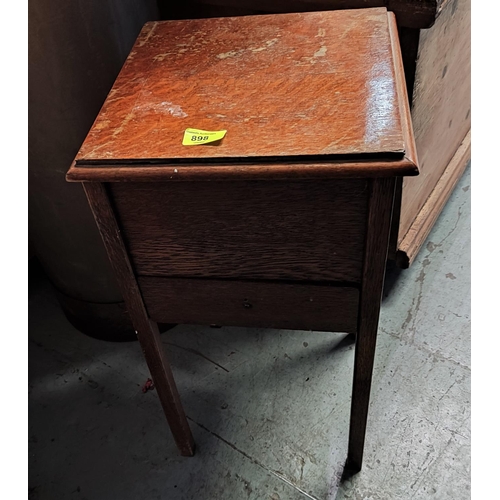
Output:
[
  {"xmin": 67, "ymin": 10, "xmax": 419, "ymax": 184},
  {"xmin": 387, "ymin": 11, "xmax": 419, "ymax": 169},
  {"xmin": 66, "ymin": 156, "xmax": 418, "ymax": 182}
]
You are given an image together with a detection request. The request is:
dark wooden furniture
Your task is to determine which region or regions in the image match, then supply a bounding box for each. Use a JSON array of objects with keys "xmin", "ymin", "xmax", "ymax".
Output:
[
  {"xmin": 158, "ymin": 0, "xmax": 471, "ymax": 269},
  {"xmin": 67, "ymin": 8, "xmax": 418, "ymax": 472}
]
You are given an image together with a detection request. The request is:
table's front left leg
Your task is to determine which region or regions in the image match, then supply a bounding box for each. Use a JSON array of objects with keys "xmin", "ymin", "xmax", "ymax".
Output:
[
  {"xmin": 135, "ymin": 317, "xmax": 195, "ymax": 456},
  {"xmin": 83, "ymin": 182, "xmax": 195, "ymax": 456}
]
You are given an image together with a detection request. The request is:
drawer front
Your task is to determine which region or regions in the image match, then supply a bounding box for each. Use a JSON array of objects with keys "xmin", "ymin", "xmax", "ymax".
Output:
[
  {"xmin": 109, "ymin": 179, "xmax": 368, "ymax": 283},
  {"xmin": 139, "ymin": 277, "xmax": 359, "ymax": 333}
]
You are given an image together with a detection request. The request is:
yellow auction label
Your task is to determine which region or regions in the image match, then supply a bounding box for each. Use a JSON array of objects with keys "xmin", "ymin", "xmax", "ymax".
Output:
[{"xmin": 182, "ymin": 128, "xmax": 227, "ymax": 145}]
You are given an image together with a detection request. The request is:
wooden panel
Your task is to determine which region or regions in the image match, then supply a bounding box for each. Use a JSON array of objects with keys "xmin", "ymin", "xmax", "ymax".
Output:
[
  {"xmin": 75, "ymin": 9, "xmax": 407, "ymax": 163},
  {"xmin": 399, "ymin": 0, "xmax": 470, "ymax": 242},
  {"xmin": 396, "ymin": 129, "xmax": 470, "ymax": 268},
  {"xmin": 139, "ymin": 277, "xmax": 359, "ymax": 333},
  {"xmin": 108, "ymin": 179, "xmax": 369, "ymax": 282}
]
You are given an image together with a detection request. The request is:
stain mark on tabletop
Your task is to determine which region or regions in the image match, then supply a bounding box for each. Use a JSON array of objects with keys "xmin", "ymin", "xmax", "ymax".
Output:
[
  {"xmin": 314, "ymin": 46, "xmax": 327, "ymax": 58},
  {"xmin": 250, "ymin": 39, "xmax": 278, "ymax": 53},
  {"xmin": 138, "ymin": 23, "xmax": 157, "ymax": 47},
  {"xmin": 217, "ymin": 49, "xmax": 245, "ymax": 60},
  {"xmin": 217, "ymin": 39, "xmax": 278, "ymax": 59}
]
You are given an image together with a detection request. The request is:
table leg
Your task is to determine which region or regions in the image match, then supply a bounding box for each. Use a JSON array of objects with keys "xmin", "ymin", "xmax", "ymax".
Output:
[
  {"xmin": 83, "ymin": 182, "xmax": 195, "ymax": 456},
  {"xmin": 346, "ymin": 178, "xmax": 396, "ymax": 472},
  {"xmin": 136, "ymin": 318, "xmax": 195, "ymax": 456}
]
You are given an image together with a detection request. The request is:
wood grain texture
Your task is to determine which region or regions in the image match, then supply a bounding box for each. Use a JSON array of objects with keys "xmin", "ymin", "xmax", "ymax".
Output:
[
  {"xmin": 387, "ymin": 11, "xmax": 418, "ymax": 168},
  {"xmin": 436, "ymin": 0, "xmax": 454, "ymax": 16},
  {"xmin": 346, "ymin": 177, "xmax": 396, "ymax": 472},
  {"xmin": 399, "ymin": 0, "xmax": 470, "ymax": 243},
  {"xmin": 108, "ymin": 180, "xmax": 369, "ymax": 283},
  {"xmin": 67, "ymin": 158, "xmax": 418, "ymax": 182},
  {"xmin": 75, "ymin": 9, "xmax": 407, "ymax": 163},
  {"xmin": 139, "ymin": 277, "xmax": 359, "ymax": 333},
  {"xmin": 386, "ymin": 10, "xmax": 419, "ymax": 258},
  {"xmin": 396, "ymin": 129, "xmax": 470, "ymax": 268},
  {"xmin": 82, "ymin": 182, "xmax": 195, "ymax": 456}
]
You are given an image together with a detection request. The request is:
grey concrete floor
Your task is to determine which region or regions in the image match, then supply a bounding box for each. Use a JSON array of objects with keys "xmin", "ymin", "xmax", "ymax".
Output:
[{"xmin": 29, "ymin": 166, "xmax": 470, "ymax": 500}]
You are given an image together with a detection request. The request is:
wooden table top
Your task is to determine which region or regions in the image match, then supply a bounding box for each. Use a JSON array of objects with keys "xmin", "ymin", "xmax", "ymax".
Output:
[{"xmin": 69, "ymin": 8, "xmax": 418, "ymax": 181}]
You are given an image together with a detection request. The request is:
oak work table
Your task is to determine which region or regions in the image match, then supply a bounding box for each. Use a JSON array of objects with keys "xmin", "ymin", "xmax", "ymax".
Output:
[{"xmin": 67, "ymin": 8, "xmax": 418, "ymax": 472}]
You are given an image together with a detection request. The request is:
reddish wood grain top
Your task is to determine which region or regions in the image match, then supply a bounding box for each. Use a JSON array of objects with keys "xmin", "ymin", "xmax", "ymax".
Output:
[{"xmin": 74, "ymin": 8, "xmax": 409, "ymax": 167}]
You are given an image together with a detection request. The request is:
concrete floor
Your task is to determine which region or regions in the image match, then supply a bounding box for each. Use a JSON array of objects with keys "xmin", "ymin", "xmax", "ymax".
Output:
[{"xmin": 29, "ymin": 166, "xmax": 470, "ymax": 500}]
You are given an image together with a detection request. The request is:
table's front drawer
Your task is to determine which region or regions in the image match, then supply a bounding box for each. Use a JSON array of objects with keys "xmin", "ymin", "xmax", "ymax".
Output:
[
  {"xmin": 138, "ymin": 276, "xmax": 359, "ymax": 333},
  {"xmin": 109, "ymin": 179, "xmax": 369, "ymax": 284}
]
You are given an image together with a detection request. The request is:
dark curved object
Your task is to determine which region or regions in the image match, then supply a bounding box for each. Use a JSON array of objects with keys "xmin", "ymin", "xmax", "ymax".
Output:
[{"xmin": 29, "ymin": 0, "xmax": 159, "ymax": 341}]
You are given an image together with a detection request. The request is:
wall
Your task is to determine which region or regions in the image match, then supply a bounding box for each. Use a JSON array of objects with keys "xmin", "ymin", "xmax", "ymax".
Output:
[{"xmin": 29, "ymin": 0, "xmax": 159, "ymax": 337}]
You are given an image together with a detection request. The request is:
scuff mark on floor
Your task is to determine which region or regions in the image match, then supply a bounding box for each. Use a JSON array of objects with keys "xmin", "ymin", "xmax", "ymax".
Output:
[
  {"xmin": 187, "ymin": 417, "xmax": 322, "ymax": 500},
  {"xmin": 164, "ymin": 342, "xmax": 230, "ymax": 372}
]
